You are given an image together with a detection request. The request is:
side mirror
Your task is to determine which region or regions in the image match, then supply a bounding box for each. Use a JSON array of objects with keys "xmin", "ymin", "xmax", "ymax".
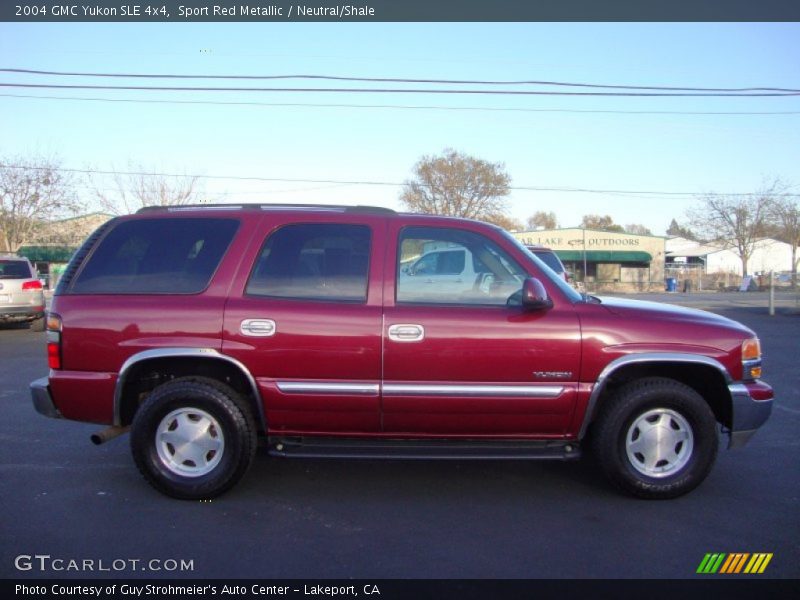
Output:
[{"xmin": 521, "ymin": 277, "xmax": 553, "ymax": 310}]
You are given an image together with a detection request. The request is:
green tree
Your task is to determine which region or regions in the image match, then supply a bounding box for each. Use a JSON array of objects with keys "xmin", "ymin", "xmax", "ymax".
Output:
[{"xmin": 666, "ymin": 218, "xmax": 698, "ymax": 240}]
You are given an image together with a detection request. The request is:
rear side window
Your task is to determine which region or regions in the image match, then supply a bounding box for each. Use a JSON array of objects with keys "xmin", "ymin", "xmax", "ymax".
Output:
[
  {"xmin": 70, "ymin": 218, "xmax": 239, "ymax": 294},
  {"xmin": 246, "ymin": 223, "xmax": 371, "ymax": 303},
  {"xmin": 0, "ymin": 260, "xmax": 33, "ymax": 279}
]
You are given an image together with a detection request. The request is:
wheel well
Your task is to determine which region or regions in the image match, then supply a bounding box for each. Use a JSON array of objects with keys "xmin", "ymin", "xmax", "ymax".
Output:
[
  {"xmin": 117, "ymin": 357, "xmax": 265, "ymax": 432},
  {"xmin": 590, "ymin": 363, "xmax": 732, "ymax": 429}
]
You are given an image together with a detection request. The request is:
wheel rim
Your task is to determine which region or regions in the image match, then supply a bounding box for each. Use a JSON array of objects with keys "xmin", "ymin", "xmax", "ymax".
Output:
[
  {"xmin": 155, "ymin": 408, "xmax": 225, "ymax": 477},
  {"xmin": 625, "ymin": 408, "xmax": 694, "ymax": 478}
]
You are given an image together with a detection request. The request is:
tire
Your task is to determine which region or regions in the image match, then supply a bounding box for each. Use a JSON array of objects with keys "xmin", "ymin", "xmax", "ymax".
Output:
[
  {"xmin": 130, "ymin": 377, "xmax": 257, "ymax": 500},
  {"xmin": 590, "ymin": 377, "xmax": 718, "ymax": 499},
  {"xmin": 30, "ymin": 317, "xmax": 45, "ymax": 332}
]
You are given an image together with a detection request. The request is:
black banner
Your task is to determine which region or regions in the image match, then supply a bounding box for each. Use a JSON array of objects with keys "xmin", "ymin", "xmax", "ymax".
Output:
[
  {"xmin": 4, "ymin": 579, "xmax": 797, "ymax": 600},
  {"xmin": 2, "ymin": 0, "xmax": 800, "ymax": 22}
]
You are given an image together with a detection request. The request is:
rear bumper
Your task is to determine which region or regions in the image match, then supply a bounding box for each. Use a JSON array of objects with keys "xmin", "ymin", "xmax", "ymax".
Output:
[
  {"xmin": 30, "ymin": 377, "xmax": 63, "ymax": 419},
  {"xmin": 727, "ymin": 381, "xmax": 773, "ymax": 449},
  {"xmin": 0, "ymin": 305, "xmax": 44, "ymax": 321}
]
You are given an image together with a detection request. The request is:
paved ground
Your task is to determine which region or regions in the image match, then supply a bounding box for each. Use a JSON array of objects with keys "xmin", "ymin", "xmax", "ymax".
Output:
[{"xmin": 1, "ymin": 292, "xmax": 797, "ymax": 580}]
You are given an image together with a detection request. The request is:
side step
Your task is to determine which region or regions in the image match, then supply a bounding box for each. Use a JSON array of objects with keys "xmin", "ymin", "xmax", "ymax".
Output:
[{"xmin": 268, "ymin": 437, "xmax": 580, "ymax": 460}]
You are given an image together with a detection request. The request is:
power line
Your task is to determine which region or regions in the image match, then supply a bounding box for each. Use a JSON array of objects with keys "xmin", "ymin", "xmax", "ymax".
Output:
[
  {"xmin": 1, "ymin": 83, "xmax": 798, "ymax": 97},
  {"xmin": 3, "ymin": 93, "xmax": 799, "ymax": 115},
  {"xmin": 3, "ymin": 67, "xmax": 799, "ymax": 93},
  {"xmin": 3, "ymin": 164, "xmax": 797, "ymax": 198}
]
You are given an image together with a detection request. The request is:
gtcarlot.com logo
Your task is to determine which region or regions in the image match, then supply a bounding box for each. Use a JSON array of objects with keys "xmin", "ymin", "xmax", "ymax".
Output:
[{"xmin": 696, "ymin": 553, "xmax": 773, "ymax": 574}]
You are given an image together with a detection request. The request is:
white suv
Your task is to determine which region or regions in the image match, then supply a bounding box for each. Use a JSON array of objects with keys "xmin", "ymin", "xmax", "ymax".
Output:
[{"xmin": 0, "ymin": 256, "xmax": 46, "ymax": 331}]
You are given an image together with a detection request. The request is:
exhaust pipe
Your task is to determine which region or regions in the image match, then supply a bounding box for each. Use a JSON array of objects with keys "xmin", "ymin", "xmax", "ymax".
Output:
[{"xmin": 91, "ymin": 426, "xmax": 130, "ymax": 446}]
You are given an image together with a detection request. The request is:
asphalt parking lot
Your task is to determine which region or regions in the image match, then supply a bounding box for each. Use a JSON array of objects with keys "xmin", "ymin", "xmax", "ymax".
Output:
[{"xmin": 1, "ymin": 291, "xmax": 798, "ymax": 580}]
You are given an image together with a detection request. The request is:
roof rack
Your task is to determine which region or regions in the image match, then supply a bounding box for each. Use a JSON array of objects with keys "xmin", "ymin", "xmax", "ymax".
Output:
[{"xmin": 136, "ymin": 203, "xmax": 396, "ymax": 216}]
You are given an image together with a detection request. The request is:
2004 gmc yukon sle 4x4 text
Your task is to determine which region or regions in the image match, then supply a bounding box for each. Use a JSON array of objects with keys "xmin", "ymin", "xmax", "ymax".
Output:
[{"xmin": 30, "ymin": 205, "xmax": 773, "ymax": 500}]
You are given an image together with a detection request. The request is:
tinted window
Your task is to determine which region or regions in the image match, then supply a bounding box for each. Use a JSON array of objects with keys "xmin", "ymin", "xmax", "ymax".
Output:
[
  {"xmin": 0, "ymin": 260, "xmax": 33, "ymax": 279},
  {"xmin": 398, "ymin": 226, "xmax": 526, "ymax": 306},
  {"xmin": 531, "ymin": 251, "xmax": 564, "ymax": 273},
  {"xmin": 71, "ymin": 218, "xmax": 239, "ymax": 294},
  {"xmin": 246, "ymin": 223, "xmax": 371, "ymax": 303}
]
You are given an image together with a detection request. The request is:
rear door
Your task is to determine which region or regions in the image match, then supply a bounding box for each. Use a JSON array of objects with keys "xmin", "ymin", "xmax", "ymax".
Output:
[
  {"xmin": 222, "ymin": 213, "xmax": 385, "ymax": 434},
  {"xmin": 382, "ymin": 223, "xmax": 581, "ymax": 437}
]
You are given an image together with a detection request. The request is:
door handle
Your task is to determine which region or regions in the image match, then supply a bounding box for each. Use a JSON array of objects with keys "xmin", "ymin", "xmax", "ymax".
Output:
[
  {"xmin": 240, "ymin": 319, "xmax": 276, "ymax": 337},
  {"xmin": 388, "ymin": 323, "xmax": 425, "ymax": 342}
]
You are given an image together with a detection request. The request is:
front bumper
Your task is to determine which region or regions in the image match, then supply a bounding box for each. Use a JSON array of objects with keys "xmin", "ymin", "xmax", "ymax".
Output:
[
  {"xmin": 30, "ymin": 377, "xmax": 63, "ymax": 419},
  {"xmin": 727, "ymin": 381, "xmax": 773, "ymax": 449}
]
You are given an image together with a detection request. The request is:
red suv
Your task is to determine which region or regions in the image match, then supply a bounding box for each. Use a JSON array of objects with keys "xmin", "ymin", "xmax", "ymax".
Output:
[{"xmin": 30, "ymin": 205, "xmax": 773, "ymax": 500}]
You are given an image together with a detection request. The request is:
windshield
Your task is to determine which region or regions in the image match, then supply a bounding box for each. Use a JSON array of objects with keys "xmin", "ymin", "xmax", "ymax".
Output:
[{"xmin": 499, "ymin": 231, "xmax": 583, "ymax": 303}]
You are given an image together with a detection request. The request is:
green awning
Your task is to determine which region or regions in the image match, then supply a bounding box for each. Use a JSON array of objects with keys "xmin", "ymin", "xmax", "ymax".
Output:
[
  {"xmin": 17, "ymin": 246, "xmax": 76, "ymax": 263},
  {"xmin": 556, "ymin": 250, "xmax": 652, "ymax": 263}
]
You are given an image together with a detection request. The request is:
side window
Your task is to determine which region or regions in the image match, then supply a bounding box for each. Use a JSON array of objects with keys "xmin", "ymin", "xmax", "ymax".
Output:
[
  {"xmin": 438, "ymin": 250, "xmax": 465, "ymax": 275},
  {"xmin": 397, "ymin": 226, "xmax": 526, "ymax": 306},
  {"xmin": 246, "ymin": 223, "xmax": 371, "ymax": 303},
  {"xmin": 71, "ymin": 218, "xmax": 239, "ymax": 294}
]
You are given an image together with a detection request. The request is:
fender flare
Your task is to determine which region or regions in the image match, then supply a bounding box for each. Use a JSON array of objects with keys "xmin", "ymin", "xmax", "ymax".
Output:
[
  {"xmin": 113, "ymin": 348, "xmax": 266, "ymax": 431},
  {"xmin": 578, "ymin": 353, "xmax": 732, "ymax": 439}
]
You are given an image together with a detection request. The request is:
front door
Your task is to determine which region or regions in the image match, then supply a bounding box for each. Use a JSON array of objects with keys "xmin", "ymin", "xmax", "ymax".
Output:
[{"xmin": 382, "ymin": 223, "xmax": 581, "ymax": 437}]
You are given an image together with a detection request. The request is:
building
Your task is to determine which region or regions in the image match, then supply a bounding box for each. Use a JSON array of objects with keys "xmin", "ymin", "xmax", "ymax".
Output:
[
  {"xmin": 666, "ymin": 237, "xmax": 793, "ymax": 276},
  {"xmin": 17, "ymin": 212, "xmax": 114, "ymax": 287},
  {"xmin": 513, "ymin": 228, "xmax": 666, "ymax": 292}
]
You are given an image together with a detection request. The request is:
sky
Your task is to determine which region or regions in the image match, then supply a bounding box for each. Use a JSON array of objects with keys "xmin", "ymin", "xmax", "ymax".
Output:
[{"xmin": 1, "ymin": 22, "xmax": 798, "ymax": 235}]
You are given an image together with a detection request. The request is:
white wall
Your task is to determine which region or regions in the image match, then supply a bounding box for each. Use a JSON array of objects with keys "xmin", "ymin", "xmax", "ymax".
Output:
[{"xmin": 705, "ymin": 239, "xmax": 793, "ymax": 275}]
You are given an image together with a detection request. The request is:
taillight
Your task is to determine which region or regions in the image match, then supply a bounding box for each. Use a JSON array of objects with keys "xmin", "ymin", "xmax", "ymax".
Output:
[
  {"xmin": 47, "ymin": 313, "xmax": 63, "ymax": 370},
  {"xmin": 22, "ymin": 280, "xmax": 43, "ymax": 291}
]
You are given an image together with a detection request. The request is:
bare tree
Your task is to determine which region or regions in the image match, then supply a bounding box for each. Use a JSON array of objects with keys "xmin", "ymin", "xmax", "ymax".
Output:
[
  {"xmin": 580, "ymin": 214, "xmax": 625, "ymax": 233},
  {"xmin": 400, "ymin": 149, "xmax": 511, "ymax": 222},
  {"xmin": 526, "ymin": 211, "xmax": 558, "ymax": 230},
  {"xmin": 687, "ymin": 183, "xmax": 777, "ymax": 276},
  {"xmin": 624, "ymin": 223, "xmax": 653, "ymax": 236},
  {"xmin": 0, "ymin": 155, "xmax": 82, "ymax": 252},
  {"xmin": 88, "ymin": 163, "xmax": 204, "ymax": 215},
  {"xmin": 768, "ymin": 191, "xmax": 799, "ymax": 287}
]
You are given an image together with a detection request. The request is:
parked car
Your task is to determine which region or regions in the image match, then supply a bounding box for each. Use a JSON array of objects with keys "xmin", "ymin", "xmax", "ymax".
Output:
[
  {"xmin": 400, "ymin": 244, "xmax": 523, "ymax": 300},
  {"xmin": 526, "ymin": 245, "xmax": 569, "ymax": 282},
  {"xmin": 30, "ymin": 205, "xmax": 773, "ymax": 500},
  {"xmin": 0, "ymin": 256, "xmax": 45, "ymax": 331}
]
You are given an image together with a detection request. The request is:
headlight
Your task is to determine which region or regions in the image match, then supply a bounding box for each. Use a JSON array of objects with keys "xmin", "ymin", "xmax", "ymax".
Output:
[{"xmin": 742, "ymin": 338, "xmax": 762, "ymax": 380}]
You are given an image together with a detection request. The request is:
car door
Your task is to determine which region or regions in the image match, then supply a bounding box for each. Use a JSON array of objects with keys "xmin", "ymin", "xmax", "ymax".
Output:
[
  {"xmin": 222, "ymin": 213, "xmax": 385, "ymax": 434},
  {"xmin": 382, "ymin": 222, "xmax": 581, "ymax": 437}
]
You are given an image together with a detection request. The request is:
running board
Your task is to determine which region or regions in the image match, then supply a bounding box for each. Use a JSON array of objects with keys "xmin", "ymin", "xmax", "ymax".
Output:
[{"xmin": 268, "ymin": 437, "xmax": 580, "ymax": 460}]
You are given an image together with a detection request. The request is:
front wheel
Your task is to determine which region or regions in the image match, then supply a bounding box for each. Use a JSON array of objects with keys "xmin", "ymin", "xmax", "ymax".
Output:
[
  {"xmin": 591, "ymin": 377, "xmax": 718, "ymax": 499},
  {"xmin": 130, "ymin": 377, "xmax": 257, "ymax": 500}
]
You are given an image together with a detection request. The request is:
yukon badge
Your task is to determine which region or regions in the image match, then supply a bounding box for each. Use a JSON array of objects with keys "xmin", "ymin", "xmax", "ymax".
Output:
[{"xmin": 533, "ymin": 371, "xmax": 573, "ymax": 380}]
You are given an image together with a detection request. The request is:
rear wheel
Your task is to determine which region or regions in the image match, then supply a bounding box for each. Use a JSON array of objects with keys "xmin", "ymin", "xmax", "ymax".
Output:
[
  {"xmin": 30, "ymin": 317, "xmax": 45, "ymax": 332},
  {"xmin": 130, "ymin": 377, "xmax": 257, "ymax": 500},
  {"xmin": 591, "ymin": 377, "xmax": 718, "ymax": 499}
]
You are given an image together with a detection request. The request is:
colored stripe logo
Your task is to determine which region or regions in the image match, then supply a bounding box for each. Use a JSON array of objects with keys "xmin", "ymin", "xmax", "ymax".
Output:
[{"xmin": 697, "ymin": 553, "xmax": 773, "ymax": 574}]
